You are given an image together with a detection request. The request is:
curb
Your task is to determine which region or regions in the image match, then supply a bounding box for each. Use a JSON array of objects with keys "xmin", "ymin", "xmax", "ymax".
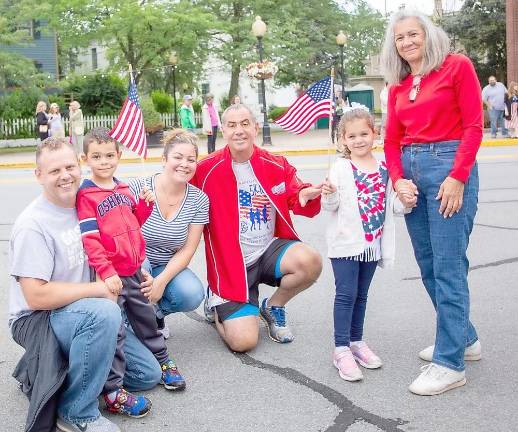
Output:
[{"xmin": 0, "ymin": 139, "xmax": 516, "ymax": 170}]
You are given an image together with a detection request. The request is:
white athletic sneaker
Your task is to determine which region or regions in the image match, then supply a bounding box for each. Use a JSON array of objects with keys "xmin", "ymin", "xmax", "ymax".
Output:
[
  {"xmin": 408, "ymin": 363, "xmax": 466, "ymax": 396},
  {"xmin": 56, "ymin": 415, "xmax": 121, "ymax": 432},
  {"xmin": 418, "ymin": 340, "xmax": 482, "ymax": 362}
]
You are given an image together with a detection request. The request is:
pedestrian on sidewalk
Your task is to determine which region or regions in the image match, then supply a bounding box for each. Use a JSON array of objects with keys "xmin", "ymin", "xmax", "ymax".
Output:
[
  {"xmin": 504, "ymin": 82, "xmax": 518, "ymax": 138},
  {"xmin": 322, "ymin": 106, "xmax": 411, "ymax": 382},
  {"xmin": 35, "ymin": 101, "xmax": 49, "ymax": 141},
  {"xmin": 69, "ymin": 100, "xmax": 84, "ymax": 155},
  {"xmin": 48, "ymin": 103, "xmax": 65, "ymax": 139},
  {"xmin": 482, "ymin": 75, "xmax": 509, "ymax": 138},
  {"xmin": 202, "ymin": 93, "xmax": 221, "ymax": 153},
  {"xmin": 179, "ymin": 95, "xmax": 196, "ymax": 132},
  {"xmin": 382, "ymin": 9, "xmax": 483, "ymax": 396}
]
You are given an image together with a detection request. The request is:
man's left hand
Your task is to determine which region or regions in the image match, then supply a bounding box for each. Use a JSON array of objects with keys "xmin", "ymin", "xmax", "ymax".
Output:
[
  {"xmin": 299, "ymin": 184, "xmax": 323, "ymax": 207},
  {"xmin": 436, "ymin": 176, "xmax": 464, "ymax": 218}
]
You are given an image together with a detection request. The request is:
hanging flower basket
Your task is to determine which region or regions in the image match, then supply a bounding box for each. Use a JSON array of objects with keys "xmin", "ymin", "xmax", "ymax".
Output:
[{"xmin": 246, "ymin": 61, "xmax": 278, "ymax": 80}]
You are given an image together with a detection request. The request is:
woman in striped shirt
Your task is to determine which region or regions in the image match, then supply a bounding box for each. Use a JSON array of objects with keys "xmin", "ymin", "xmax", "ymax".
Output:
[{"xmin": 130, "ymin": 129, "xmax": 209, "ymax": 339}]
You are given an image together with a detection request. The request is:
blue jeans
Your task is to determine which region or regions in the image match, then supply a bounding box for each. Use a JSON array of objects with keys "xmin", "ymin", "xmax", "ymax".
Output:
[
  {"xmin": 50, "ymin": 298, "xmax": 121, "ymax": 423},
  {"xmin": 142, "ymin": 260, "xmax": 205, "ymax": 317},
  {"xmin": 51, "ymin": 298, "xmax": 162, "ymax": 422},
  {"xmin": 402, "ymin": 141, "xmax": 479, "ymax": 372},
  {"xmin": 488, "ymin": 109, "xmax": 508, "ymax": 137},
  {"xmin": 331, "ymin": 258, "xmax": 378, "ymax": 347}
]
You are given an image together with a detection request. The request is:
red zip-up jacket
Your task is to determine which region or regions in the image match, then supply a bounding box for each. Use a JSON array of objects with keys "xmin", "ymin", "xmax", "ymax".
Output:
[
  {"xmin": 76, "ymin": 179, "xmax": 153, "ymax": 280},
  {"xmin": 191, "ymin": 145, "xmax": 321, "ymax": 303}
]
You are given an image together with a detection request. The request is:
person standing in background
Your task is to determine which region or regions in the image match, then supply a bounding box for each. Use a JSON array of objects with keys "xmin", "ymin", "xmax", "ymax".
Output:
[
  {"xmin": 202, "ymin": 93, "xmax": 221, "ymax": 153},
  {"xmin": 482, "ymin": 76, "xmax": 509, "ymax": 138},
  {"xmin": 35, "ymin": 101, "xmax": 49, "ymax": 141},
  {"xmin": 179, "ymin": 95, "xmax": 196, "ymax": 132},
  {"xmin": 48, "ymin": 103, "xmax": 65, "ymax": 138},
  {"xmin": 69, "ymin": 101, "xmax": 85, "ymax": 155}
]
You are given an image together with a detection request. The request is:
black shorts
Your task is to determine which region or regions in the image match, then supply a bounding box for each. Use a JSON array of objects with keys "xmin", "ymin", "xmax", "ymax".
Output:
[{"xmin": 215, "ymin": 238, "xmax": 298, "ymax": 322}]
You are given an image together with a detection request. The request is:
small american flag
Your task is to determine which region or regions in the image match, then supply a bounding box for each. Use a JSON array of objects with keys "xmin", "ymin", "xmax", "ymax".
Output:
[
  {"xmin": 109, "ymin": 76, "xmax": 147, "ymax": 158},
  {"xmin": 275, "ymin": 77, "xmax": 332, "ymax": 135}
]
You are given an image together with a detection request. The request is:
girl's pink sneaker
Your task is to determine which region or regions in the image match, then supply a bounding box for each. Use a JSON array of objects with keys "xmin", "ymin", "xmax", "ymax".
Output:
[
  {"xmin": 333, "ymin": 348, "xmax": 363, "ymax": 381},
  {"xmin": 350, "ymin": 341, "xmax": 383, "ymax": 369}
]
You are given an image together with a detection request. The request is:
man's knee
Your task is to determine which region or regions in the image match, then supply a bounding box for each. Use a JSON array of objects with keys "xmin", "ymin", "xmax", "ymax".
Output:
[
  {"xmin": 226, "ymin": 331, "xmax": 259, "ymax": 353},
  {"xmin": 290, "ymin": 244, "xmax": 323, "ymax": 281},
  {"xmin": 219, "ymin": 316, "xmax": 259, "ymax": 353}
]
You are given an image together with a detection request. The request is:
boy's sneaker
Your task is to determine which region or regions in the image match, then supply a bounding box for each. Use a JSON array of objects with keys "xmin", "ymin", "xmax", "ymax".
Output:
[
  {"xmin": 161, "ymin": 359, "xmax": 186, "ymax": 391},
  {"xmin": 103, "ymin": 388, "xmax": 151, "ymax": 418},
  {"xmin": 259, "ymin": 298, "xmax": 294, "ymax": 343},
  {"xmin": 156, "ymin": 316, "xmax": 170, "ymax": 339},
  {"xmin": 56, "ymin": 415, "xmax": 121, "ymax": 432},
  {"xmin": 408, "ymin": 363, "xmax": 466, "ymax": 396},
  {"xmin": 350, "ymin": 341, "xmax": 383, "ymax": 369},
  {"xmin": 333, "ymin": 348, "xmax": 363, "ymax": 382},
  {"xmin": 418, "ymin": 340, "xmax": 481, "ymax": 362}
]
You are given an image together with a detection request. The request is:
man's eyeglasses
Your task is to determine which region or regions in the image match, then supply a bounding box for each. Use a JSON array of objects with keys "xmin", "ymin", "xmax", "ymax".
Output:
[{"xmin": 409, "ymin": 75, "xmax": 422, "ymax": 102}]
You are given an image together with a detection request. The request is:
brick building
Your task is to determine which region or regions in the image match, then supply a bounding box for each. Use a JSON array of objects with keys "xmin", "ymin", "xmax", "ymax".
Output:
[{"xmin": 507, "ymin": 0, "xmax": 518, "ymax": 83}]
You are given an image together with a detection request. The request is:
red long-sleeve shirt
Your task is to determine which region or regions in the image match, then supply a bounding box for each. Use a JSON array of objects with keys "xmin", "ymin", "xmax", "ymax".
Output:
[
  {"xmin": 76, "ymin": 179, "xmax": 153, "ymax": 280},
  {"xmin": 384, "ymin": 54, "xmax": 483, "ymax": 184}
]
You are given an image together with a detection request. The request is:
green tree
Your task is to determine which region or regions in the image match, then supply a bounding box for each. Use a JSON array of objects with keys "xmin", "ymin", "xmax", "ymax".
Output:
[{"xmin": 442, "ymin": 0, "xmax": 506, "ymax": 83}]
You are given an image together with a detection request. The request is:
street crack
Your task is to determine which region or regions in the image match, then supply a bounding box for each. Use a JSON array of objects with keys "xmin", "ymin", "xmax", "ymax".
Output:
[{"xmin": 186, "ymin": 311, "xmax": 408, "ymax": 432}]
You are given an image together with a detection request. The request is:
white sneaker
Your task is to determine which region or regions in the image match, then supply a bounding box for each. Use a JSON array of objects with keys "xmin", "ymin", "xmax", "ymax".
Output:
[
  {"xmin": 57, "ymin": 415, "xmax": 121, "ymax": 432},
  {"xmin": 408, "ymin": 363, "xmax": 466, "ymax": 396},
  {"xmin": 418, "ymin": 340, "xmax": 482, "ymax": 362}
]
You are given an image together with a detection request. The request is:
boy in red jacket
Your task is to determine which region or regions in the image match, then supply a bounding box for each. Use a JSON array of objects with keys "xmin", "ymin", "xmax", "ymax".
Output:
[{"xmin": 76, "ymin": 128, "xmax": 185, "ymax": 419}]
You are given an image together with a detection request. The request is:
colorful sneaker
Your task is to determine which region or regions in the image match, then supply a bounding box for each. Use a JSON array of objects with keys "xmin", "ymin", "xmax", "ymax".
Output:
[
  {"xmin": 156, "ymin": 316, "xmax": 170, "ymax": 339},
  {"xmin": 259, "ymin": 298, "xmax": 294, "ymax": 343},
  {"xmin": 350, "ymin": 341, "xmax": 383, "ymax": 369},
  {"xmin": 333, "ymin": 348, "xmax": 363, "ymax": 382},
  {"xmin": 56, "ymin": 415, "xmax": 121, "ymax": 432},
  {"xmin": 161, "ymin": 359, "xmax": 186, "ymax": 391},
  {"xmin": 409, "ymin": 363, "xmax": 466, "ymax": 396},
  {"xmin": 418, "ymin": 340, "xmax": 482, "ymax": 362},
  {"xmin": 103, "ymin": 388, "xmax": 151, "ymax": 418}
]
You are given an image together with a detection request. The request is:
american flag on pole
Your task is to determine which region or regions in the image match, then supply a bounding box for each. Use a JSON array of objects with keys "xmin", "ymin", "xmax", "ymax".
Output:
[
  {"xmin": 109, "ymin": 76, "xmax": 147, "ymax": 158},
  {"xmin": 275, "ymin": 77, "xmax": 332, "ymax": 135}
]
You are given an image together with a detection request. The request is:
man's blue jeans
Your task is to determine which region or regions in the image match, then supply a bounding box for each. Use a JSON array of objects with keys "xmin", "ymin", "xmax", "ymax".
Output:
[
  {"xmin": 142, "ymin": 260, "xmax": 205, "ymax": 317},
  {"xmin": 402, "ymin": 141, "xmax": 479, "ymax": 372},
  {"xmin": 50, "ymin": 298, "xmax": 161, "ymax": 423},
  {"xmin": 488, "ymin": 108, "xmax": 508, "ymax": 137},
  {"xmin": 331, "ymin": 258, "xmax": 378, "ymax": 347}
]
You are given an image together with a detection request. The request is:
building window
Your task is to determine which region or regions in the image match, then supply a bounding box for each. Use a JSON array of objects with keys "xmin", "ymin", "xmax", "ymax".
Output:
[
  {"xmin": 34, "ymin": 61, "xmax": 43, "ymax": 72},
  {"xmin": 91, "ymin": 48, "xmax": 98, "ymax": 70},
  {"xmin": 201, "ymin": 83, "xmax": 210, "ymax": 95}
]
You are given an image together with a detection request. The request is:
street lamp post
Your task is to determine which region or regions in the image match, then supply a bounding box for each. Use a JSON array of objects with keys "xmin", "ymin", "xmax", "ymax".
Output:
[
  {"xmin": 252, "ymin": 16, "xmax": 272, "ymax": 146},
  {"xmin": 336, "ymin": 31, "xmax": 347, "ymax": 103},
  {"xmin": 169, "ymin": 52, "xmax": 179, "ymax": 127}
]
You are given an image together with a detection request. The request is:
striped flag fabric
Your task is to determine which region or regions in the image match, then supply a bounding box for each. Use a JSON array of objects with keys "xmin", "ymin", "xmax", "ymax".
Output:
[
  {"xmin": 275, "ymin": 77, "xmax": 332, "ymax": 135},
  {"xmin": 109, "ymin": 76, "xmax": 147, "ymax": 158}
]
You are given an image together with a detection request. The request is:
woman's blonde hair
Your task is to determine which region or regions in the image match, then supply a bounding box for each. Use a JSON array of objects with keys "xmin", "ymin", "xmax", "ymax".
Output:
[
  {"xmin": 49, "ymin": 103, "xmax": 60, "ymax": 113},
  {"xmin": 381, "ymin": 9, "xmax": 450, "ymax": 84},
  {"xmin": 337, "ymin": 109, "xmax": 376, "ymax": 159},
  {"xmin": 35, "ymin": 101, "xmax": 47, "ymax": 114},
  {"xmin": 508, "ymin": 82, "xmax": 518, "ymax": 97},
  {"xmin": 70, "ymin": 100, "xmax": 81, "ymax": 110},
  {"xmin": 162, "ymin": 128, "xmax": 199, "ymax": 160}
]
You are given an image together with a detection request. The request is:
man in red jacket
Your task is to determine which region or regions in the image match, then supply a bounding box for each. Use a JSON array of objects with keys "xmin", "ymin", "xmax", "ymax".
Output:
[{"xmin": 193, "ymin": 104, "xmax": 323, "ymax": 352}]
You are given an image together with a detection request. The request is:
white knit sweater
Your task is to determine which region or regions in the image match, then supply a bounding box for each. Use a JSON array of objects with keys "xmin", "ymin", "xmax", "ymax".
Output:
[{"xmin": 321, "ymin": 157, "xmax": 409, "ymax": 268}]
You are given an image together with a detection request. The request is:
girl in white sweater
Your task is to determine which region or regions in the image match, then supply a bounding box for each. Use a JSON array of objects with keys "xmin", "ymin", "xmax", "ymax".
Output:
[{"xmin": 322, "ymin": 106, "xmax": 411, "ymax": 382}]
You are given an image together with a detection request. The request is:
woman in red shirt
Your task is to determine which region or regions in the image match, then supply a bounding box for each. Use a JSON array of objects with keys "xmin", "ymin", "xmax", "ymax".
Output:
[{"xmin": 382, "ymin": 10, "xmax": 482, "ymax": 396}]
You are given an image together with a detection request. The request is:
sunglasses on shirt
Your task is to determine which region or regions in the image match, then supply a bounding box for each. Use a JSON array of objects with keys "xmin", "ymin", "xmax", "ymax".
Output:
[{"xmin": 409, "ymin": 75, "xmax": 422, "ymax": 102}]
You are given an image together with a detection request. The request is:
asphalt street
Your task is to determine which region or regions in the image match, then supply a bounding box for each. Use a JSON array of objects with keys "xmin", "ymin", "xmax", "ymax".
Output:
[{"xmin": 0, "ymin": 148, "xmax": 517, "ymax": 432}]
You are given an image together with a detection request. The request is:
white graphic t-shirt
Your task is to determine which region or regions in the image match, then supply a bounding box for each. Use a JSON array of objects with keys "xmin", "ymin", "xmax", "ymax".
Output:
[{"xmin": 233, "ymin": 161, "xmax": 276, "ymax": 265}]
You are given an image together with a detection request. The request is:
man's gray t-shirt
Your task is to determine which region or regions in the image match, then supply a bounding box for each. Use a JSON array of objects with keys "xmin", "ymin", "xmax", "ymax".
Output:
[
  {"xmin": 9, "ymin": 195, "xmax": 89, "ymax": 327},
  {"xmin": 482, "ymin": 82, "xmax": 507, "ymax": 111}
]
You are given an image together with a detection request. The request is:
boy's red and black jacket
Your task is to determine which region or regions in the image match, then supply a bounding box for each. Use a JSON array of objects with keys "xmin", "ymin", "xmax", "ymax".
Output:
[{"xmin": 76, "ymin": 179, "xmax": 153, "ymax": 280}]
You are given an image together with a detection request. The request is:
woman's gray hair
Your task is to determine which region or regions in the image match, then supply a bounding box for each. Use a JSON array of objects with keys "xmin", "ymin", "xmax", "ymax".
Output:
[{"xmin": 381, "ymin": 10, "xmax": 450, "ymax": 84}]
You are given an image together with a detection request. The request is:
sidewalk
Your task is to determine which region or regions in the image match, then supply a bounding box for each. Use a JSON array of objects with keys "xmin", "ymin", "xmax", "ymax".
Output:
[{"xmin": 0, "ymin": 129, "xmax": 516, "ymax": 169}]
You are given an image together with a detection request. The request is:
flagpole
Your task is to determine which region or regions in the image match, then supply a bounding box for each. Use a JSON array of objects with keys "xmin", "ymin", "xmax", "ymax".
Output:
[
  {"xmin": 327, "ymin": 67, "xmax": 335, "ymax": 174},
  {"xmin": 129, "ymin": 63, "xmax": 149, "ymax": 200}
]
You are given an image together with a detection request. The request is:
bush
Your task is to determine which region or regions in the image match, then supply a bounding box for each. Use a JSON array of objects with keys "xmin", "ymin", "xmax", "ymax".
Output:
[
  {"xmin": 141, "ymin": 96, "xmax": 164, "ymax": 134},
  {"xmin": 219, "ymin": 95, "xmax": 230, "ymax": 110},
  {"xmin": 62, "ymin": 73, "xmax": 126, "ymax": 115},
  {"xmin": 151, "ymin": 90, "xmax": 173, "ymax": 114},
  {"xmin": 269, "ymin": 106, "xmax": 289, "ymax": 121},
  {"xmin": 191, "ymin": 98, "xmax": 202, "ymax": 114},
  {"xmin": 0, "ymin": 87, "xmax": 46, "ymax": 120}
]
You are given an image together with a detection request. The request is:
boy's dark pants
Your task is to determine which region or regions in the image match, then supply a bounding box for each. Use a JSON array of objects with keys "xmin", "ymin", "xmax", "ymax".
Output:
[{"xmin": 103, "ymin": 270, "xmax": 168, "ymax": 393}]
